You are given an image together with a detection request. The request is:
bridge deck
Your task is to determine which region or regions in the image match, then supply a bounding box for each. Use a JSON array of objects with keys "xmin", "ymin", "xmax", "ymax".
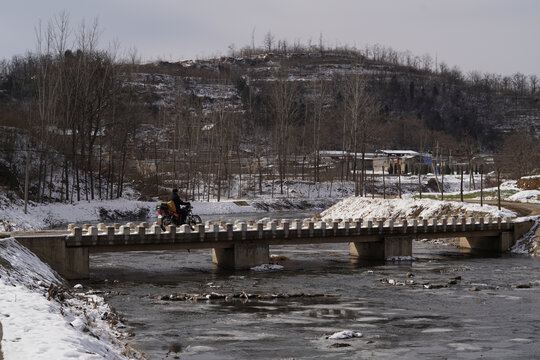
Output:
[{"xmin": 55, "ymin": 217, "xmax": 513, "ymax": 252}]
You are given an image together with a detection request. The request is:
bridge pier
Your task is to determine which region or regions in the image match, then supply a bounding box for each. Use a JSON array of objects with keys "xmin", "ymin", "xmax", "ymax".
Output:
[
  {"xmin": 349, "ymin": 236, "xmax": 412, "ymax": 260},
  {"xmin": 212, "ymin": 243, "xmax": 269, "ymax": 270},
  {"xmin": 18, "ymin": 236, "xmax": 89, "ymax": 280},
  {"xmin": 459, "ymin": 232, "xmax": 513, "ymax": 253}
]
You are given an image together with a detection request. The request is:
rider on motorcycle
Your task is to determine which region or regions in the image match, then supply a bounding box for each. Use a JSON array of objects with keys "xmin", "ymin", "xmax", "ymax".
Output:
[{"xmin": 168, "ymin": 188, "xmax": 190, "ymax": 224}]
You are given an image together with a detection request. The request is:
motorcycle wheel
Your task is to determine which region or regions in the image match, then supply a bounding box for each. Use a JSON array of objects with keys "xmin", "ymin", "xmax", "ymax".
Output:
[
  {"xmin": 192, "ymin": 215, "xmax": 202, "ymax": 224},
  {"xmin": 161, "ymin": 216, "xmax": 172, "ymax": 231}
]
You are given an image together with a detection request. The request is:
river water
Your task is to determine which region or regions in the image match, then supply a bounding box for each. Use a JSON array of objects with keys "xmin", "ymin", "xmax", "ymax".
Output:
[{"xmin": 82, "ymin": 212, "xmax": 540, "ymax": 360}]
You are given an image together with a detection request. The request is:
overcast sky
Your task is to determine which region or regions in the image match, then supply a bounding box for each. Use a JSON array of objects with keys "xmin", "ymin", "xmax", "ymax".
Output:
[{"xmin": 2, "ymin": 0, "xmax": 539, "ymax": 76}]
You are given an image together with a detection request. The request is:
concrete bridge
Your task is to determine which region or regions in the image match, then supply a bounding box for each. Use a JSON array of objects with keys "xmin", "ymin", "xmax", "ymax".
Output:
[{"xmin": 8, "ymin": 216, "xmax": 535, "ymax": 280}]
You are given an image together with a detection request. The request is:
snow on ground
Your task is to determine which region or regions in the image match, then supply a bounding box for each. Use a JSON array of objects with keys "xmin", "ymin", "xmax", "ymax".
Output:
[
  {"xmin": 320, "ymin": 197, "xmax": 516, "ymax": 221},
  {"xmin": 0, "ymin": 193, "xmax": 335, "ymax": 232},
  {"xmin": 507, "ymin": 190, "xmax": 540, "ymax": 203},
  {"xmin": 0, "ymin": 197, "xmax": 264, "ymax": 232},
  {"xmin": 0, "ymin": 237, "xmax": 146, "ymax": 360}
]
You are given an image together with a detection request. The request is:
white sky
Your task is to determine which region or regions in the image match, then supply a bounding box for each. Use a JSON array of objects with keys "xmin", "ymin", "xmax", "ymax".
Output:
[{"xmin": 2, "ymin": 0, "xmax": 539, "ymax": 76}]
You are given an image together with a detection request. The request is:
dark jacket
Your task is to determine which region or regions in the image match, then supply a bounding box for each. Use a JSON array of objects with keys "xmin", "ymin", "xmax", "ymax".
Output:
[{"xmin": 168, "ymin": 192, "xmax": 189, "ymax": 213}]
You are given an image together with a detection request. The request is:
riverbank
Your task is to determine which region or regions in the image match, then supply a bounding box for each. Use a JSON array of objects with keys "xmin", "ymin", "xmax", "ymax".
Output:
[{"xmin": 0, "ymin": 237, "xmax": 148, "ymax": 359}]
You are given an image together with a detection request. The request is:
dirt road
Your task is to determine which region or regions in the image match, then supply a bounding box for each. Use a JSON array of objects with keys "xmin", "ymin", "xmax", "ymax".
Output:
[{"xmin": 465, "ymin": 200, "xmax": 540, "ymax": 217}]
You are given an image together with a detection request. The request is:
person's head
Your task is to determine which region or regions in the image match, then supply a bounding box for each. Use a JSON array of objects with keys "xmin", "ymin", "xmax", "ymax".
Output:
[{"xmin": 172, "ymin": 188, "xmax": 178, "ymax": 194}]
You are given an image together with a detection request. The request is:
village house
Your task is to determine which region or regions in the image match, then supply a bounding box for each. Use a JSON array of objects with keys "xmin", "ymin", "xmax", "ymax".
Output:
[{"xmin": 373, "ymin": 150, "xmax": 430, "ymax": 174}]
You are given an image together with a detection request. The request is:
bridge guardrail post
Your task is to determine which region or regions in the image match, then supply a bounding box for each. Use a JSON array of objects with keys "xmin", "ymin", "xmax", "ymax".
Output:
[
  {"xmin": 320, "ymin": 221, "xmax": 326, "ymax": 237},
  {"xmin": 308, "ymin": 221, "xmax": 314, "ymax": 237},
  {"xmin": 120, "ymin": 225, "xmax": 130, "ymax": 245},
  {"xmin": 106, "ymin": 226, "xmax": 115, "ymax": 244},
  {"xmin": 257, "ymin": 222, "xmax": 264, "ymax": 239},
  {"xmin": 167, "ymin": 225, "xmax": 176, "ymax": 241},
  {"xmin": 423, "ymin": 219, "xmax": 428, "ymax": 233},
  {"xmin": 355, "ymin": 219, "xmax": 363, "ymax": 234},
  {"xmin": 344, "ymin": 221, "xmax": 350, "ymax": 236},
  {"xmin": 461, "ymin": 216, "xmax": 467, "ymax": 231},
  {"xmin": 442, "ymin": 217, "xmax": 447, "ymax": 232},
  {"xmin": 283, "ymin": 221, "xmax": 290, "ymax": 239},
  {"xmin": 225, "ymin": 224, "xmax": 233, "ymax": 241},
  {"xmin": 72, "ymin": 227, "xmax": 82, "ymax": 246},
  {"xmin": 389, "ymin": 220, "xmax": 394, "ymax": 234},
  {"xmin": 213, "ymin": 224, "xmax": 220, "ymax": 241},
  {"xmin": 496, "ymin": 217, "xmax": 501, "ymax": 230},
  {"xmin": 333, "ymin": 221, "xmax": 339, "ymax": 236},
  {"xmin": 479, "ymin": 217, "xmax": 484, "ymax": 230},
  {"xmin": 470, "ymin": 216, "xmax": 475, "ymax": 231},
  {"xmin": 413, "ymin": 219, "xmax": 417, "ymax": 233},
  {"xmin": 271, "ymin": 221, "xmax": 277, "ymax": 239},
  {"xmin": 402, "ymin": 219, "xmax": 407, "ymax": 234},
  {"xmin": 137, "ymin": 225, "xmax": 146, "ymax": 243},
  {"xmin": 87, "ymin": 226, "xmax": 98, "ymax": 246},
  {"xmin": 432, "ymin": 218, "xmax": 437, "ymax": 233},
  {"xmin": 488, "ymin": 217, "xmax": 493, "ymax": 228},
  {"xmin": 504, "ymin": 218, "xmax": 511, "ymax": 230},
  {"xmin": 197, "ymin": 224, "xmax": 205, "ymax": 242},
  {"xmin": 367, "ymin": 220, "xmax": 372, "ymax": 234},
  {"xmin": 180, "ymin": 224, "xmax": 191, "ymax": 234},
  {"xmin": 151, "ymin": 224, "xmax": 161, "ymax": 238},
  {"xmin": 378, "ymin": 218, "xmax": 385, "ymax": 234},
  {"xmin": 241, "ymin": 222, "xmax": 247, "ymax": 240},
  {"xmin": 296, "ymin": 220, "xmax": 303, "ymax": 237},
  {"xmin": 120, "ymin": 225, "xmax": 130, "ymax": 235}
]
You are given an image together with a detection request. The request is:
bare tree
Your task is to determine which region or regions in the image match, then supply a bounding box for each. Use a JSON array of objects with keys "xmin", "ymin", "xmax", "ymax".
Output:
[
  {"xmin": 263, "ymin": 31, "xmax": 275, "ymax": 53},
  {"xmin": 269, "ymin": 73, "xmax": 299, "ymax": 194},
  {"xmin": 341, "ymin": 73, "xmax": 381, "ymax": 196}
]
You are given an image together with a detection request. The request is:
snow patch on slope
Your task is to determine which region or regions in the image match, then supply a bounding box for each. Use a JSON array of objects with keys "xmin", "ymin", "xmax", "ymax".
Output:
[{"xmin": 320, "ymin": 197, "xmax": 516, "ymax": 220}]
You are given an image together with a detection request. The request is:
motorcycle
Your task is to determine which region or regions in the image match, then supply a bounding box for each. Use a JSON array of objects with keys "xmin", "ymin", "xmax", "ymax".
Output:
[{"xmin": 156, "ymin": 202, "xmax": 202, "ymax": 231}]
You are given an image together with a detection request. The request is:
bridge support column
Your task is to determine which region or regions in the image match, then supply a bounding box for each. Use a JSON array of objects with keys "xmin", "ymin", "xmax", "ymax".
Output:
[
  {"xmin": 349, "ymin": 236, "xmax": 412, "ymax": 260},
  {"xmin": 212, "ymin": 243, "xmax": 269, "ymax": 270},
  {"xmin": 18, "ymin": 237, "xmax": 89, "ymax": 280},
  {"xmin": 459, "ymin": 232, "xmax": 513, "ymax": 253}
]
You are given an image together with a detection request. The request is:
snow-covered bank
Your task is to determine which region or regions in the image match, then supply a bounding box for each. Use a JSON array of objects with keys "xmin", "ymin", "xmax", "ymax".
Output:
[
  {"xmin": 0, "ymin": 237, "xmax": 146, "ymax": 359},
  {"xmin": 511, "ymin": 217, "xmax": 540, "ymax": 256},
  {"xmin": 0, "ymin": 197, "xmax": 334, "ymax": 232},
  {"xmin": 320, "ymin": 197, "xmax": 517, "ymax": 221}
]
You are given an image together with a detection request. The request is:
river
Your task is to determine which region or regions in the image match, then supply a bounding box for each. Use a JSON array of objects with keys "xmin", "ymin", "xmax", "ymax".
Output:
[{"xmin": 82, "ymin": 212, "xmax": 540, "ymax": 360}]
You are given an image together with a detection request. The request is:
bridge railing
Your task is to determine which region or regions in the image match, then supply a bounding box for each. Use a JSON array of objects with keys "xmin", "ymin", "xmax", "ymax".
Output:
[{"xmin": 65, "ymin": 216, "xmax": 514, "ymax": 248}]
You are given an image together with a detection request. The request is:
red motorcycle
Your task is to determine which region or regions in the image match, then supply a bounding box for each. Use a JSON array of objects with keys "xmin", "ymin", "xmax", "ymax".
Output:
[{"xmin": 156, "ymin": 202, "xmax": 202, "ymax": 231}]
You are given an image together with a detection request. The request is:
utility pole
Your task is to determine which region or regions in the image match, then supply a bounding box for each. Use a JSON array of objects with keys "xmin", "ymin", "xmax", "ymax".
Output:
[
  {"xmin": 24, "ymin": 145, "xmax": 30, "ymax": 214},
  {"xmin": 440, "ymin": 151, "xmax": 444, "ymax": 200},
  {"xmin": 497, "ymin": 168, "xmax": 501, "ymax": 210},
  {"xmin": 418, "ymin": 163, "xmax": 422, "ymax": 199},
  {"xmin": 371, "ymin": 167, "xmax": 375, "ymax": 199},
  {"xmin": 398, "ymin": 161, "xmax": 402, "ymax": 199},
  {"xmin": 460, "ymin": 166, "xmax": 464, "ymax": 202},
  {"xmin": 382, "ymin": 166, "xmax": 386, "ymax": 199},
  {"xmin": 480, "ymin": 165, "xmax": 484, "ymax": 207}
]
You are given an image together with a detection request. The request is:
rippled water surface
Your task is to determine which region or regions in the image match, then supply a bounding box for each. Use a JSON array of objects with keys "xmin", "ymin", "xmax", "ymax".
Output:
[{"xmin": 84, "ymin": 214, "xmax": 540, "ymax": 360}]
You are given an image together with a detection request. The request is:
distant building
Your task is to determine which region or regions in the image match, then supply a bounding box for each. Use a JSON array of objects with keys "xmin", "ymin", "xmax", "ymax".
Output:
[
  {"xmin": 373, "ymin": 150, "xmax": 428, "ymax": 174},
  {"xmin": 318, "ymin": 151, "xmax": 377, "ymax": 170}
]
